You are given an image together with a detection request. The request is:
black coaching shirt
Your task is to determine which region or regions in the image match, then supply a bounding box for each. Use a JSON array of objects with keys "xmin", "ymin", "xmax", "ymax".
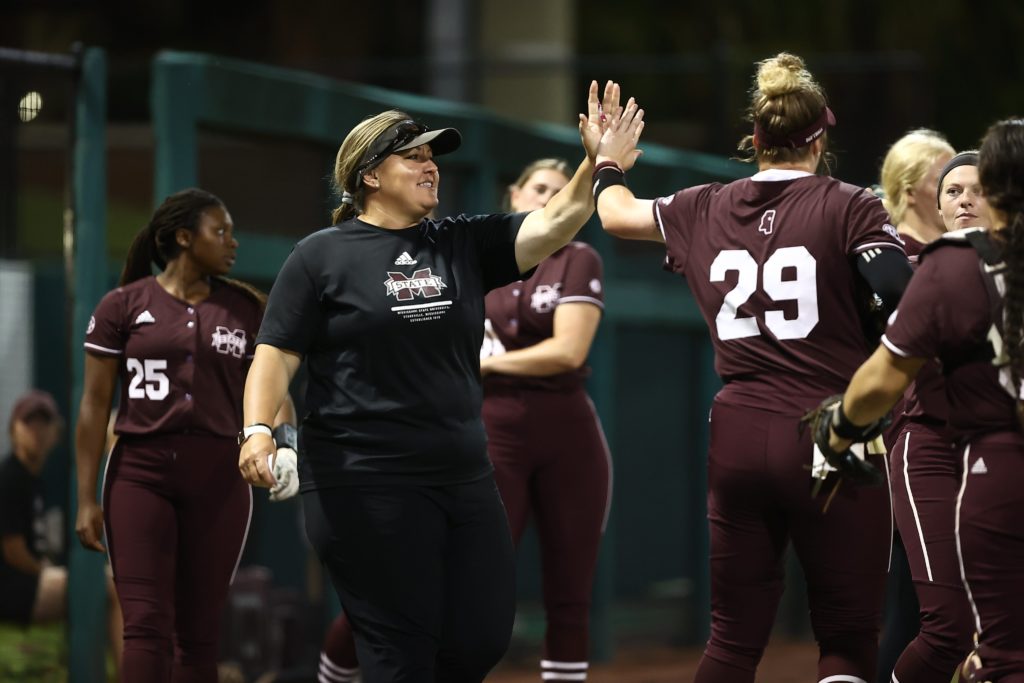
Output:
[{"xmin": 257, "ymin": 214, "xmax": 529, "ymax": 489}]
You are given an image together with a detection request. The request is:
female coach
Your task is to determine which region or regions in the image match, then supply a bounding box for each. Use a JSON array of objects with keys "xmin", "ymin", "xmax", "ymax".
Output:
[
  {"xmin": 592, "ymin": 53, "xmax": 912, "ymax": 683},
  {"xmin": 75, "ymin": 188, "xmax": 295, "ymax": 682},
  {"xmin": 239, "ymin": 82, "xmax": 625, "ymax": 683}
]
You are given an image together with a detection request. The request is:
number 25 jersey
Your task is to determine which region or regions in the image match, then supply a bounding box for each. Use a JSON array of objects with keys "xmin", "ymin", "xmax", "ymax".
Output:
[
  {"xmin": 655, "ymin": 170, "xmax": 905, "ymax": 414},
  {"xmin": 84, "ymin": 276, "xmax": 263, "ymax": 438}
]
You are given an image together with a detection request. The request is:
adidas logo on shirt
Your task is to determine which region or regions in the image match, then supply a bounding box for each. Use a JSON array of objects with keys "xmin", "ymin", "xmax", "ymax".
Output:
[
  {"xmin": 135, "ymin": 310, "xmax": 156, "ymax": 325},
  {"xmin": 394, "ymin": 252, "xmax": 417, "ymax": 265},
  {"xmin": 970, "ymin": 457, "xmax": 988, "ymax": 475}
]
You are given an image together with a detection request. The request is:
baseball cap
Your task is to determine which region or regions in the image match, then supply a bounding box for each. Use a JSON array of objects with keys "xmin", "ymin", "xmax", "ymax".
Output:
[{"xmin": 9, "ymin": 389, "xmax": 61, "ymax": 429}]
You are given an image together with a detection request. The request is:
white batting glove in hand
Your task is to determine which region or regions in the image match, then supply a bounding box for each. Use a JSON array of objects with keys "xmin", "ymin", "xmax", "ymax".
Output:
[{"xmin": 268, "ymin": 447, "xmax": 299, "ymax": 502}]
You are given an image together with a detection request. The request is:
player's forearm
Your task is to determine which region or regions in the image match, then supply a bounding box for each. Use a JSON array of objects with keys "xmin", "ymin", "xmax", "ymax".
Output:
[
  {"xmin": 74, "ymin": 400, "xmax": 109, "ymax": 503},
  {"xmin": 482, "ymin": 337, "xmax": 584, "ymax": 378},
  {"xmin": 244, "ymin": 344, "xmax": 300, "ymax": 426},
  {"xmin": 516, "ymin": 158, "xmax": 595, "ymax": 271},
  {"xmin": 841, "ymin": 345, "xmax": 923, "ymax": 426}
]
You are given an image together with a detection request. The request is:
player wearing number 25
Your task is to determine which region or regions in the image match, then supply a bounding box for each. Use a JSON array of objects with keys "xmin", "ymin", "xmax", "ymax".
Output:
[
  {"xmin": 593, "ymin": 53, "xmax": 912, "ymax": 683},
  {"xmin": 75, "ymin": 189, "xmax": 292, "ymax": 682}
]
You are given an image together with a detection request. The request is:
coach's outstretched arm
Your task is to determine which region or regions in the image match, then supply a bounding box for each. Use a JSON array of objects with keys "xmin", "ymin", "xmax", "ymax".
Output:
[
  {"xmin": 240, "ymin": 344, "xmax": 301, "ymax": 488},
  {"xmin": 592, "ymin": 104, "xmax": 662, "ymax": 243},
  {"xmin": 513, "ymin": 80, "xmax": 621, "ymax": 272}
]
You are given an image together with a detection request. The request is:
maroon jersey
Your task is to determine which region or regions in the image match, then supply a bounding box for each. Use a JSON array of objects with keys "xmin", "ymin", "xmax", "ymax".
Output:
[
  {"xmin": 84, "ymin": 276, "xmax": 262, "ymax": 438},
  {"xmin": 897, "ymin": 234, "xmax": 949, "ymax": 426},
  {"xmin": 882, "ymin": 239, "xmax": 1017, "ymax": 437},
  {"xmin": 655, "ymin": 170, "xmax": 905, "ymax": 414},
  {"xmin": 482, "ymin": 242, "xmax": 604, "ymax": 392}
]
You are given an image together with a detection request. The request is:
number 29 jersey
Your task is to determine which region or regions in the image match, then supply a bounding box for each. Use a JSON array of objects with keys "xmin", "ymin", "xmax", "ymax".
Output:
[
  {"xmin": 84, "ymin": 276, "xmax": 263, "ymax": 438},
  {"xmin": 655, "ymin": 170, "xmax": 905, "ymax": 415}
]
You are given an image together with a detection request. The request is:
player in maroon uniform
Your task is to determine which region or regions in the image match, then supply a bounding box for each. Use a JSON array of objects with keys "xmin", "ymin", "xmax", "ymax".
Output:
[
  {"xmin": 483, "ymin": 159, "xmax": 611, "ymax": 681},
  {"xmin": 240, "ymin": 83, "xmax": 624, "ymax": 683},
  {"xmin": 74, "ymin": 188, "xmax": 294, "ymax": 683},
  {"xmin": 828, "ymin": 118, "xmax": 1024, "ymax": 682},
  {"xmin": 884, "ymin": 148, "xmax": 992, "ymax": 683},
  {"xmin": 592, "ymin": 53, "xmax": 913, "ymax": 682},
  {"xmin": 874, "ymin": 130, "xmax": 955, "ymax": 683}
]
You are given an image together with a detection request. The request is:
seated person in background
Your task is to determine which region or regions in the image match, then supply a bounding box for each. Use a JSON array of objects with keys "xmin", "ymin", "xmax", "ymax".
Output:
[{"xmin": 0, "ymin": 389, "xmax": 122, "ymax": 662}]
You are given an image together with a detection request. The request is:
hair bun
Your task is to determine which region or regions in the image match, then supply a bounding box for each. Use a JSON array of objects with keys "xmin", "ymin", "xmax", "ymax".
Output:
[{"xmin": 757, "ymin": 53, "xmax": 810, "ymax": 98}]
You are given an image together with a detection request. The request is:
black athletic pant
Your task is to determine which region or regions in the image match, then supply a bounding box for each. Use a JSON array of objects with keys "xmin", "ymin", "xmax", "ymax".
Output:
[{"xmin": 303, "ymin": 476, "xmax": 516, "ymax": 683}]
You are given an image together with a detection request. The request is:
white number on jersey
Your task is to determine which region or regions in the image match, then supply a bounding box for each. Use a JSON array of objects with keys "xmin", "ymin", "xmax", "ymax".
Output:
[
  {"xmin": 126, "ymin": 358, "xmax": 170, "ymax": 400},
  {"xmin": 480, "ymin": 319, "xmax": 507, "ymax": 359},
  {"xmin": 710, "ymin": 246, "xmax": 819, "ymax": 341}
]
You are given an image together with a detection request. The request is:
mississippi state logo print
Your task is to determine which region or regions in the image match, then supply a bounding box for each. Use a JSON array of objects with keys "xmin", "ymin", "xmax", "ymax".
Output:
[
  {"xmin": 211, "ymin": 327, "xmax": 248, "ymax": 358},
  {"xmin": 383, "ymin": 266, "xmax": 453, "ymax": 323}
]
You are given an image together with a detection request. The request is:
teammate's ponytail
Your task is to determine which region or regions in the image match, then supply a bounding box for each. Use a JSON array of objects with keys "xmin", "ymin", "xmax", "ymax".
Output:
[
  {"xmin": 979, "ymin": 118, "xmax": 1024, "ymax": 424},
  {"xmin": 120, "ymin": 188, "xmax": 225, "ymax": 286},
  {"xmin": 120, "ymin": 222, "xmax": 160, "ymax": 286}
]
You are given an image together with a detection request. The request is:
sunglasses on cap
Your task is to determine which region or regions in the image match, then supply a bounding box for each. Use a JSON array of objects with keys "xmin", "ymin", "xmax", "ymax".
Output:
[
  {"xmin": 355, "ymin": 121, "xmax": 428, "ymax": 177},
  {"xmin": 351, "ymin": 119, "xmax": 462, "ymax": 186}
]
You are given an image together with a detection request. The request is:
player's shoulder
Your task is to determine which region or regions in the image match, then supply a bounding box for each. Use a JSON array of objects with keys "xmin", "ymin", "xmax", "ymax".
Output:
[
  {"xmin": 96, "ymin": 277, "xmax": 152, "ymax": 309},
  {"xmin": 659, "ymin": 181, "xmax": 725, "ymax": 206},
  {"xmin": 920, "ymin": 227, "xmax": 996, "ymax": 263}
]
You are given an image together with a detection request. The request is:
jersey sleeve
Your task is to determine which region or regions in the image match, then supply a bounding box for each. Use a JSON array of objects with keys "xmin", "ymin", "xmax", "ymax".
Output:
[
  {"xmin": 881, "ymin": 247, "xmax": 968, "ymax": 360},
  {"xmin": 653, "ymin": 183, "xmax": 716, "ymax": 276},
  {"xmin": 84, "ymin": 289, "xmax": 127, "ymax": 357},
  {"xmin": 557, "ymin": 243, "xmax": 604, "ymax": 309},
  {"xmin": 845, "ymin": 189, "xmax": 906, "ymax": 256},
  {"xmin": 462, "ymin": 212, "xmax": 529, "ymax": 292},
  {"xmin": 256, "ymin": 245, "xmax": 323, "ymax": 355}
]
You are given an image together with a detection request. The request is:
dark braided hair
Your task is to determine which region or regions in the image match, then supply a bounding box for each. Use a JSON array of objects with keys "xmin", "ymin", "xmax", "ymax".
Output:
[
  {"xmin": 120, "ymin": 188, "xmax": 225, "ymax": 286},
  {"xmin": 120, "ymin": 188, "xmax": 266, "ymax": 308},
  {"xmin": 979, "ymin": 118, "xmax": 1024, "ymax": 422}
]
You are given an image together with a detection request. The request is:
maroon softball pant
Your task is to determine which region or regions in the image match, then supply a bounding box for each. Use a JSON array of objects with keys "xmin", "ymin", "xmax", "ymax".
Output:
[
  {"xmin": 103, "ymin": 434, "xmax": 252, "ymax": 683},
  {"xmin": 956, "ymin": 433, "xmax": 1024, "ymax": 682},
  {"xmin": 482, "ymin": 385, "xmax": 612, "ymax": 672},
  {"xmin": 694, "ymin": 400, "xmax": 890, "ymax": 683},
  {"xmin": 888, "ymin": 422, "xmax": 973, "ymax": 683}
]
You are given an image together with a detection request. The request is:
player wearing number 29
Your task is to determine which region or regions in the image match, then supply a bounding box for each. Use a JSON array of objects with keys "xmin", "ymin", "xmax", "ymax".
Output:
[
  {"xmin": 593, "ymin": 53, "xmax": 912, "ymax": 683},
  {"xmin": 75, "ymin": 188, "xmax": 294, "ymax": 682}
]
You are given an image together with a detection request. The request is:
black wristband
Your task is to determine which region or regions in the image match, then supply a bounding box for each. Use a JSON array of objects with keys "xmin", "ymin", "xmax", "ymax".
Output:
[
  {"xmin": 272, "ymin": 423, "xmax": 298, "ymax": 451},
  {"xmin": 593, "ymin": 164, "xmax": 626, "ymax": 205},
  {"xmin": 830, "ymin": 401, "xmax": 872, "ymax": 440}
]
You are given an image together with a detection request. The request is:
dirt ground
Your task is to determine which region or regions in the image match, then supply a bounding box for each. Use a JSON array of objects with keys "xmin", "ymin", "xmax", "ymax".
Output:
[{"xmin": 487, "ymin": 639, "xmax": 819, "ymax": 683}]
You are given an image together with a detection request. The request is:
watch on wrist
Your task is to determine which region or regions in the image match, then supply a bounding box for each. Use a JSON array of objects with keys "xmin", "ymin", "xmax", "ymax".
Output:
[{"xmin": 237, "ymin": 423, "xmax": 273, "ymax": 446}]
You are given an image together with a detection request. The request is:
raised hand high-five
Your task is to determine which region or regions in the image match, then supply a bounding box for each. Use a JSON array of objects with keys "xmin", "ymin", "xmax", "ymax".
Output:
[
  {"xmin": 596, "ymin": 98, "xmax": 645, "ymax": 172},
  {"xmin": 579, "ymin": 80, "xmax": 621, "ymax": 161}
]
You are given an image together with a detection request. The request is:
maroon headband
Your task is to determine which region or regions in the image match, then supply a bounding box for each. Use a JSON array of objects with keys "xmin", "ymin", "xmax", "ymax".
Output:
[{"xmin": 754, "ymin": 106, "xmax": 836, "ymax": 149}]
